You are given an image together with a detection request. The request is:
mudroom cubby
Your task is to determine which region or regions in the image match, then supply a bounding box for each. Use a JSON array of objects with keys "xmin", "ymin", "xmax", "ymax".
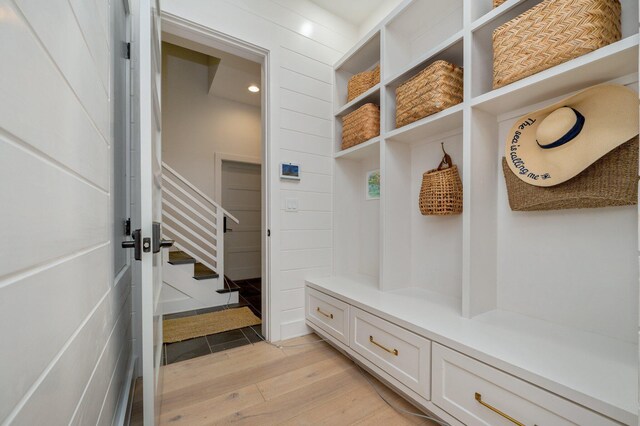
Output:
[
  {"xmin": 465, "ymin": 78, "xmax": 640, "ymax": 334},
  {"xmin": 333, "ymin": 142, "xmax": 381, "ymax": 282},
  {"xmin": 383, "ymin": 0, "xmax": 463, "ymax": 79},
  {"xmin": 334, "ymin": 31, "xmax": 381, "ymax": 110},
  {"xmin": 470, "ymin": 0, "xmax": 639, "ymax": 98},
  {"xmin": 383, "ymin": 37, "xmax": 464, "ymax": 134},
  {"xmin": 468, "ymin": 0, "xmax": 538, "ymax": 23},
  {"xmin": 381, "ymin": 132, "xmax": 463, "ymax": 303},
  {"xmin": 309, "ymin": 0, "xmax": 640, "ymax": 424}
]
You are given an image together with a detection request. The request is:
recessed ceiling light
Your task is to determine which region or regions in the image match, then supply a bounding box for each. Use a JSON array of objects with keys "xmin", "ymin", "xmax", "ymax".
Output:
[{"xmin": 248, "ymin": 85, "xmax": 260, "ymax": 93}]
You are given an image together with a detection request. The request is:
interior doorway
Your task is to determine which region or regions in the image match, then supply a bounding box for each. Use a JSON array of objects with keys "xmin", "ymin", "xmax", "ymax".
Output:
[
  {"xmin": 154, "ymin": 17, "xmax": 269, "ymax": 366},
  {"xmin": 221, "ymin": 160, "xmax": 263, "ymax": 319}
]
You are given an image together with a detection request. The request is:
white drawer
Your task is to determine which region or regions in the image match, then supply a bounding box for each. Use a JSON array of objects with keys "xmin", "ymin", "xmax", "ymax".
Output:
[
  {"xmin": 432, "ymin": 344, "xmax": 619, "ymax": 426},
  {"xmin": 350, "ymin": 307, "xmax": 431, "ymax": 398},
  {"xmin": 306, "ymin": 287, "xmax": 350, "ymax": 345}
]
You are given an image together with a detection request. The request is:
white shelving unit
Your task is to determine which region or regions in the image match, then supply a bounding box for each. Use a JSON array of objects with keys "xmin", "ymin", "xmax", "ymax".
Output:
[
  {"xmin": 384, "ymin": 0, "xmax": 464, "ymax": 79},
  {"xmin": 334, "ymin": 31, "xmax": 381, "ymax": 110},
  {"xmin": 320, "ymin": 0, "xmax": 640, "ymax": 424}
]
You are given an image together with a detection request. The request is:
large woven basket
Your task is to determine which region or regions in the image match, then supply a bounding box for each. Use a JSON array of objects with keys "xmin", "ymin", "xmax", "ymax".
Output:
[
  {"xmin": 396, "ymin": 60, "xmax": 463, "ymax": 129},
  {"xmin": 341, "ymin": 103, "xmax": 380, "ymax": 150},
  {"xmin": 419, "ymin": 147, "xmax": 463, "ymax": 216},
  {"xmin": 502, "ymin": 136, "xmax": 638, "ymax": 211},
  {"xmin": 493, "ymin": 0, "xmax": 621, "ymax": 89},
  {"xmin": 493, "ymin": 0, "xmax": 507, "ymax": 7},
  {"xmin": 347, "ymin": 65, "xmax": 380, "ymax": 102}
]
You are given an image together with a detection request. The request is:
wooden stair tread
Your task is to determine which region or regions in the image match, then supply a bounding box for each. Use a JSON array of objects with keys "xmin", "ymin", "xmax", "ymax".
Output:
[
  {"xmin": 194, "ymin": 262, "xmax": 219, "ymax": 280},
  {"xmin": 216, "ymin": 278, "xmax": 241, "ymax": 294},
  {"xmin": 168, "ymin": 250, "xmax": 196, "ymax": 265}
]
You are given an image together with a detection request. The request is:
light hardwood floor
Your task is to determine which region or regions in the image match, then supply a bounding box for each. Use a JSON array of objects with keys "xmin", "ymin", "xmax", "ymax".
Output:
[{"xmin": 131, "ymin": 333, "xmax": 440, "ymax": 425}]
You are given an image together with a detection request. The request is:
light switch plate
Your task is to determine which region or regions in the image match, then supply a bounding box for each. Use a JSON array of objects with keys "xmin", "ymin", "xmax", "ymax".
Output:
[{"xmin": 286, "ymin": 198, "xmax": 299, "ymax": 212}]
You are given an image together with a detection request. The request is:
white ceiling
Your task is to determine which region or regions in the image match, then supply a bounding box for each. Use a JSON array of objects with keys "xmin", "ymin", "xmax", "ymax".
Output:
[
  {"xmin": 309, "ymin": 0, "xmax": 391, "ymax": 27},
  {"xmin": 207, "ymin": 50, "xmax": 262, "ymax": 107},
  {"xmin": 162, "ymin": 34, "xmax": 261, "ymax": 107}
]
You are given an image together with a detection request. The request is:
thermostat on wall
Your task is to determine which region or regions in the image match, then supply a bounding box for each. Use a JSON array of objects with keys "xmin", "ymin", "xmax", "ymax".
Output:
[{"xmin": 280, "ymin": 163, "xmax": 300, "ymax": 180}]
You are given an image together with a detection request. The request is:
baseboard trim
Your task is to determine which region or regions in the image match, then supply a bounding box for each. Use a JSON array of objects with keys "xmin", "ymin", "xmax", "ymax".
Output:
[
  {"xmin": 114, "ymin": 355, "xmax": 137, "ymax": 426},
  {"xmin": 279, "ymin": 319, "xmax": 312, "ymax": 341}
]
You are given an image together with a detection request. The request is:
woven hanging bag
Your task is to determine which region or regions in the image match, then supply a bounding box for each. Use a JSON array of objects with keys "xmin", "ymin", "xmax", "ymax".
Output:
[
  {"xmin": 502, "ymin": 136, "xmax": 639, "ymax": 211},
  {"xmin": 492, "ymin": 0, "xmax": 621, "ymax": 89},
  {"xmin": 419, "ymin": 145, "xmax": 463, "ymax": 216}
]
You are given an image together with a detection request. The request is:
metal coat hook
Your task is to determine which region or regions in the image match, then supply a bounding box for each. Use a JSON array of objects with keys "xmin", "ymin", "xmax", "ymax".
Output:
[{"xmin": 439, "ymin": 142, "xmax": 452, "ymax": 169}]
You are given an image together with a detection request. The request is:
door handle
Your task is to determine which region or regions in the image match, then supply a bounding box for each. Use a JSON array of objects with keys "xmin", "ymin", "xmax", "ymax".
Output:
[
  {"xmin": 122, "ymin": 229, "xmax": 143, "ymax": 261},
  {"xmin": 224, "ymin": 216, "xmax": 233, "ymax": 233},
  {"xmin": 152, "ymin": 222, "xmax": 174, "ymax": 253},
  {"xmin": 160, "ymin": 239, "xmax": 174, "ymax": 248}
]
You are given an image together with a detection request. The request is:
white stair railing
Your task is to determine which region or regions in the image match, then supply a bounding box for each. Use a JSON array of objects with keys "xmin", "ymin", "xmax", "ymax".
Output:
[{"xmin": 161, "ymin": 162, "xmax": 239, "ymax": 278}]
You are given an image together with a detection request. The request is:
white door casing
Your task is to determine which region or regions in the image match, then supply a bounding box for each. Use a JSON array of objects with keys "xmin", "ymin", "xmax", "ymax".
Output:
[{"xmin": 161, "ymin": 16, "xmax": 272, "ymax": 340}]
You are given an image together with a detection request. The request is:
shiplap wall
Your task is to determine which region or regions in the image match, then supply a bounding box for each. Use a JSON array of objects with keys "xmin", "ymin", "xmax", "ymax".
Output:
[
  {"xmin": 0, "ymin": 0, "xmax": 131, "ymax": 424},
  {"xmin": 162, "ymin": 0, "xmax": 359, "ymax": 340}
]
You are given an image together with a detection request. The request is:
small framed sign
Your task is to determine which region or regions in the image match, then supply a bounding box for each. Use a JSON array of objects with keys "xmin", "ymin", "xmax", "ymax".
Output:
[
  {"xmin": 365, "ymin": 169, "xmax": 380, "ymax": 200},
  {"xmin": 280, "ymin": 163, "xmax": 300, "ymax": 180}
]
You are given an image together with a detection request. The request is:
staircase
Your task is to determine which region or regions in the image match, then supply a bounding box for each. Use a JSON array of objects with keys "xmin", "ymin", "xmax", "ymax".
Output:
[{"xmin": 160, "ymin": 162, "xmax": 240, "ymax": 315}]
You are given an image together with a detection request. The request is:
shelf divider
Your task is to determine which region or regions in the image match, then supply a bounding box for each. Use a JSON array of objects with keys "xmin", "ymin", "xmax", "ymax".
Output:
[
  {"xmin": 334, "ymin": 136, "xmax": 380, "ymax": 160},
  {"xmin": 471, "ymin": 35, "xmax": 639, "ymax": 115},
  {"xmin": 334, "ymin": 84, "xmax": 380, "ymax": 117},
  {"xmin": 386, "ymin": 104, "xmax": 464, "ymax": 143}
]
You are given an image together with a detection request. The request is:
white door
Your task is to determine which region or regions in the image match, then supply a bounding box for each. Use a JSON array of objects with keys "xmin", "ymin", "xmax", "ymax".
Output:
[
  {"xmin": 131, "ymin": 0, "xmax": 167, "ymax": 424},
  {"xmin": 222, "ymin": 161, "xmax": 262, "ymax": 281},
  {"xmin": 114, "ymin": 0, "xmax": 132, "ymax": 296}
]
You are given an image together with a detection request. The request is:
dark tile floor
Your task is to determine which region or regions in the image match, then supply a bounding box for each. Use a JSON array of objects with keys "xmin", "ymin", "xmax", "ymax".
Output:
[
  {"xmin": 235, "ymin": 277, "xmax": 262, "ymax": 318},
  {"xmin": 162, "ymin": 277, "xmax": 263, "ymax": 365}
]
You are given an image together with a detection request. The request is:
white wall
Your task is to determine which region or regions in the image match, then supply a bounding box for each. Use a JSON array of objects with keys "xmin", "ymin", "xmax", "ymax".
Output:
[
  {"xmin": 357, "ymin": 0, "xmax": 405, "ymax": 37},
  {"xmin": 161, "ymin": 0, "xmax": 359, "ymax": 341},
  {"xmin": 161, "ymin": 42, "xmax": 262, "ymax": 202},
  {"xmin": 0, "ymin": 0, "xmax": 131, "ymax": 424}
]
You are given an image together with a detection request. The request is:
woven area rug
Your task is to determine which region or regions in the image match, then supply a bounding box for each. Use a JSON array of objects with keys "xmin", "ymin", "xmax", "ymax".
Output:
[{"xmin": 163, "ymin": 307, "xmax": 261, "ymax": 343}]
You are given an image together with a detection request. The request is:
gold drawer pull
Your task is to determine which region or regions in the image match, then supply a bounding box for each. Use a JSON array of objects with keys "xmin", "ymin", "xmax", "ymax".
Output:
[
  {"xmin": 316, "ymin": 307, "xmax": 333, "ymax": 319},
  {"xmin": 369, "ymin": 335, "xmax": 399, "ymax": 356},
  {"xmin": 475, "ymin": 393, "xmax": 525, "ymax": 426}
]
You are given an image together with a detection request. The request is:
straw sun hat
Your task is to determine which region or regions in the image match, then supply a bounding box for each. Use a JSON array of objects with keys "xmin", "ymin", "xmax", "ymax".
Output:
[{"xmin": 505, "ymin": 84, "xmax": 639, "ymax": 187}]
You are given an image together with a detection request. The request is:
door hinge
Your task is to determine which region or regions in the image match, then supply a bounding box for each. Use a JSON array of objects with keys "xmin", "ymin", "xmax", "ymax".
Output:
[
  {"xmin": 125, "ymin": 42, "xmax": 131, "ymax": 60},
  {"xmin": 267, "ymin": 229, "xmax": 271, "ymax": 237}
]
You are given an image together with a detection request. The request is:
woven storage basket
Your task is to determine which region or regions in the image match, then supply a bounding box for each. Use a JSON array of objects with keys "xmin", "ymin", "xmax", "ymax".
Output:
[
  {"xmin": 493, "ymin": 0, "xmax": 507, "ymax": 7},
  {"xmin": 419, "ymin": 146, "xmax": 463, "ymax": 216},
  {"xmin": 347, "ymin": 65, "xmax": 380, "ymax": 102},
  {"xmin": 502, "ymin": 136, "xmax": 638, "ymax": 211},
  {"xmin": 493, "ymin": 0, "xmax": 621, "ymax": 89},
  {"xmin": 396, "ymin": 60, "xmax": 463, "ymax": 128},
  {"xmin": 341, "ymin": 103, "xmax": 380, "ymax": 150}
]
